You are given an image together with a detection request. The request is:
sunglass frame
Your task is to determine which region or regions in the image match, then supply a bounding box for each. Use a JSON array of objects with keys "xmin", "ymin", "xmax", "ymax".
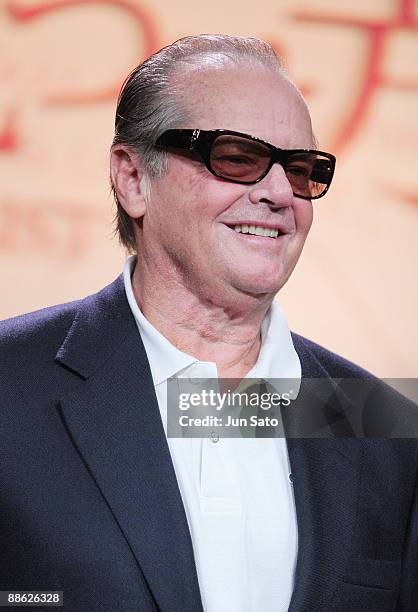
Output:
[{"xmin": 156, "ymin": 128, "xmax": 336, "ymax": 200}]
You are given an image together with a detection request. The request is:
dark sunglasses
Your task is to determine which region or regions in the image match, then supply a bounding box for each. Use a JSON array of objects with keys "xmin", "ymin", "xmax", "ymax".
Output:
[{"xmin": 156, "ymin": 129, "xmax": 336, "ymax": 200}]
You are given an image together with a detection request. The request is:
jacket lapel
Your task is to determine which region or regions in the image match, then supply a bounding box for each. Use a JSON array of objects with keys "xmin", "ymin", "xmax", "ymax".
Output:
[
  {"xmin": 55, "ymin": 276, "xmax": 203, "ymax": 612},
  {"xmin": 287, "ymin": 335, "xmax": 363, "ymax": 610}
]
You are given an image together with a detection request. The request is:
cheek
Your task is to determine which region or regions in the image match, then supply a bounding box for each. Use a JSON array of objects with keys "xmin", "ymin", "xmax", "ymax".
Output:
[
  {"xmin": 148, "ymin": 157, "xmax": 253, "ymax": 233},
  {"xmin": 293, "ymin": 199, "xmax": 313, "ymax": 236}
]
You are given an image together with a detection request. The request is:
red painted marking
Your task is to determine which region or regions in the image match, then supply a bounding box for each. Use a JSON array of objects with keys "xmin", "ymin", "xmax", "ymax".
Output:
[
  {"xmin": 378, "ymin": 185, "xmax": 418, "ymax": 208},
  {"xmin": 6, "ymin": 0, "xmax": 160, "ymax": 104},
  {"xmin": 332, "ymin": 25, "xmax": 385, "ymax": 152},
  {"xmin": 400, "ymin": 0, "xmax": 415, "ymax": 23},
  {"xmin": 0, "ymin": 110, "xmax": 19, "ymax": 152},
  {"xmin": 395, "ymin": 190, "xmax": 418, "ymax": 207},
  {"xmin": 406, "ymin": 193, "xmax": 418, "ymax": 206}
]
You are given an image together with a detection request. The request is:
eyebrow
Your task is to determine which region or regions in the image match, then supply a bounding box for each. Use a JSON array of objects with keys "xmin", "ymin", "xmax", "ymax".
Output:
[
  {"xmin": 214, "ymin": 137, "xmax": 271, "ymax": 154},
  {"xmin": 287, "ymin": 152, "xmax": 316, "ymax": 163}
]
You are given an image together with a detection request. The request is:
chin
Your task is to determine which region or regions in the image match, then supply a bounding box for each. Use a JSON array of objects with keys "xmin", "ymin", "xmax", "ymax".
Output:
[
  {"xmin": 231, "ymin": 264, "xmax": 287, "ymax": 294},
  {"xmin": 233, "ymin": 275, "xmax": 284, "ymax": 297}
]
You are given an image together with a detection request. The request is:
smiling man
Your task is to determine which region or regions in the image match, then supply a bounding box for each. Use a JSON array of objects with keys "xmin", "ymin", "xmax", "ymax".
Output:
[{"xmin": 0, "ymin": 35, "xmax": 417, "ymax": 612}]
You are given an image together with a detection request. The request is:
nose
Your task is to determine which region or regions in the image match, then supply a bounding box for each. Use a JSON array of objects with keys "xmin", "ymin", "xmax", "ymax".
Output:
[{"xmin": 248, "ymin": 163, "xmax": 294, "ymax": 209}]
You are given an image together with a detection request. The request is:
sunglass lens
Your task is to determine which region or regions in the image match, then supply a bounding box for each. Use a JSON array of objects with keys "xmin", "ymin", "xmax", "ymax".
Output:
[
  {"xmin": 210, "ymin": 135, "xmax": 271, "ymax": 182},
  {"xmin": 284, "ymin": 153, "xmax": 333, "ymax": 198}
]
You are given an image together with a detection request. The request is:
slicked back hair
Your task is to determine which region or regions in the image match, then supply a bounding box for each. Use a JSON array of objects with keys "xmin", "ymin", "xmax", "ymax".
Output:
[{"xmin": 111, "ymin": 34, "xmax": 285, "ymax": 252}]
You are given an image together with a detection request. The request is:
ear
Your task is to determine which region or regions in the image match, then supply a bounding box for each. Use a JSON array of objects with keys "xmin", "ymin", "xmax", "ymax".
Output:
[{"xmin": 110, "ymin": 145, "xmax": 149, "ymax": 219}]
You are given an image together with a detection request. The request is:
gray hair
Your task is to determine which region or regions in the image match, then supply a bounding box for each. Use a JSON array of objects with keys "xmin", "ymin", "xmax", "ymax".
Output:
[{"xmin": 111, "ymin": 34, "xmax": 285, "ymax": 252}]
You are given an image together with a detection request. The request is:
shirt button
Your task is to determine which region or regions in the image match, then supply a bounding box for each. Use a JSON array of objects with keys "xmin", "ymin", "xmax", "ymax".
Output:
[
  {"xmin": 210, "ymin": 431, "xmax": 220, "ymax": 443},
  {"xmin": 288, "ymin": 473, "xmax": 293, "ymax": 484}
]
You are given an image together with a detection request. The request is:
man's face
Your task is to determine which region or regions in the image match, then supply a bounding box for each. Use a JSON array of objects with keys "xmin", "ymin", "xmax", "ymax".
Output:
[{"xmin": 140, "ymin": 64, "xmax": 315, "ymax": 302}]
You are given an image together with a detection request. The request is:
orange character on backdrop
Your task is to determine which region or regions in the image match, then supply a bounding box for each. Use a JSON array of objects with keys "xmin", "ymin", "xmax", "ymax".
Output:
[{"xmin": 292, "ymin": 0, "xmax": 418, "ymax": 155}]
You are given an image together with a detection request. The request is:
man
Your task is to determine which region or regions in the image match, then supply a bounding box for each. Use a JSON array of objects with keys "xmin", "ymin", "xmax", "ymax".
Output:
[{"xmin": 0, "ymin": 35, "xmax": 417, "ymax": 611}]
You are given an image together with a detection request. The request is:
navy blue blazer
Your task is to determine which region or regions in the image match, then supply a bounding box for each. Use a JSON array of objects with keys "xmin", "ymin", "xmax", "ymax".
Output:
[{"xmin": 1, "ymin": 275, "xmax": 417, "ymax": 611}]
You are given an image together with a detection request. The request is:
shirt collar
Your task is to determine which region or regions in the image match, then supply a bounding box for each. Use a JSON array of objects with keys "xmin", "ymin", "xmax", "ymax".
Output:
[{"xmin": 123, "ymin": 256, "xmax": 301, "ymax": 391}]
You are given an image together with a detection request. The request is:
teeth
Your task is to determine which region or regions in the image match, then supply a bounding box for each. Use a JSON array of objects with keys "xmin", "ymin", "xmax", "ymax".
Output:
[{"xmin": 233, "ymin": 224, "xmax": 279, "ymax": 238}]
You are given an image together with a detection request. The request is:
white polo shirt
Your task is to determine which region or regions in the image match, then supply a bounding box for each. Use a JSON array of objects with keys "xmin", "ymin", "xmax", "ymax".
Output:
[{"xmin": 123, "ymin": 255, "xmax": 301, "ymax": 612}]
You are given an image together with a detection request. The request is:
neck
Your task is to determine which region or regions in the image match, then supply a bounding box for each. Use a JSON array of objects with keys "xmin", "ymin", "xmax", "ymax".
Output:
[{"xmin": 131, "ymin": 258, "xmax": 274, "ymax": 379}]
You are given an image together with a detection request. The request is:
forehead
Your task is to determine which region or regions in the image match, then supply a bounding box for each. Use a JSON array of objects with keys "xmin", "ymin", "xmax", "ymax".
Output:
[{"xmin": 176, "ymin": 62, "xmax": 314, "ymax": 149}]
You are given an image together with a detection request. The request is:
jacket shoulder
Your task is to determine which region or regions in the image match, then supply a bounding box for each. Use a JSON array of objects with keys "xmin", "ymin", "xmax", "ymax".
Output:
[
  {"xmin": 0, "ymin": 274, "xmax": 126, "ymax": 373},
  {"xmin": 0, "ymin": 299, "xmax": 81, "ymax": 348},
  {"xmin": 292, "ymin": 333, "xmax": 418, "ymax": 439},
  {"xmin": 0, "ymin": 274, "xmax": 125, "ymax": 349},
  {"xmin": 291, "ymin": 332, "xmax": 375, "ymax": 379},
  {"xmin": 0, "ymin": 275, "xmax": 127, "ymax": 407}
]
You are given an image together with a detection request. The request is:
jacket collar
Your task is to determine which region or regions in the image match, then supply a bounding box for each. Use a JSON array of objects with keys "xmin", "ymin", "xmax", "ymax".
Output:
[{"xmin": 55, "ymin": 275, "xmax": 133, "ymax": 380}]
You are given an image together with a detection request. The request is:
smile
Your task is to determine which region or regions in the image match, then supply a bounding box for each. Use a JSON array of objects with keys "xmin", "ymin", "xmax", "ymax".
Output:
[{"xmin": 232, "ymin": 224, "xmax": 280, "ymax": 238}]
